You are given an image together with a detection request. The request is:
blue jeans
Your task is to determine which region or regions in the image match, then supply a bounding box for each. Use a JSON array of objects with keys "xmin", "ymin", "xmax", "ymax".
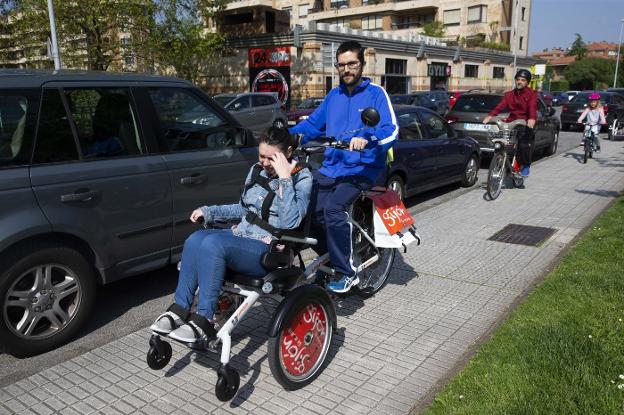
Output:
[
  {"xmin": 174, "ymin": 229, "xmax": 269, "ymax": 319},
  {"xmin": 310, "ymin": 171, "xmax": 373, "ymax": 277}
]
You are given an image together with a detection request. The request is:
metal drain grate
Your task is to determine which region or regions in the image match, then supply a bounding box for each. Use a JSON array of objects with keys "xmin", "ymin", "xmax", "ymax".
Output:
[{"xmin": 488, "ymin": 224, "xmax": 557, "ymax": 246}]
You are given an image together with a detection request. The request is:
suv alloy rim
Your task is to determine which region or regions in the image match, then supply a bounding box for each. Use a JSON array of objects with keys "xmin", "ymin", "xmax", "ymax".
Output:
[{"xmin": 4, "ymin": 264, "xmax": 81, "ymax": 339}]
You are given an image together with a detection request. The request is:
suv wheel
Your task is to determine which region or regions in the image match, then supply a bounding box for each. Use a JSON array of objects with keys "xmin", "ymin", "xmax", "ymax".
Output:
[
  {"xmin": 0, "ymin": 243, "xmax": 96, "ymax": 357},
  {"xmin": 387, "ymin": 175, "xmax": 405, "ymax": 200},
  {"xmin": 273, "ymin": 119, "xmax": 286, "ymax": 129}
]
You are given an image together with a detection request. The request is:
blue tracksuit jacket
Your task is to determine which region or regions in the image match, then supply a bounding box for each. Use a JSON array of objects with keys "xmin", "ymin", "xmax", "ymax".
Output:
[{"xmin": 289, "ymin": 78, "xmax": 398, "ymax": 182}]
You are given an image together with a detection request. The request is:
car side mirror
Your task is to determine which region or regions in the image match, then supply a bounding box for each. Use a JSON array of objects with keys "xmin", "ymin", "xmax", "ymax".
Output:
[
  {"xmin": 361, "ymin": 107, "xmax": 380, "ymax": 127},
  {"xmin": 235, "ymin": 128, "xmax": 254, "ymax": 146}
]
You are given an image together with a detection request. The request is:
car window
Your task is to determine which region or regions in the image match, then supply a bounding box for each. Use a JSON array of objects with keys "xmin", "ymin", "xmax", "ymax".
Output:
[
  {"xmin": 452, "ymin": 95, "xmax": 502, "ymax": 113},
  {"xmin": 148, "ymin": 87, "xmax": 233, "ymax": 152},
  {"xmin": 419, "ymin": 111, "xmax": 453, "ymax": 139},
  {"xmin": 32, "ymin": 89, "xmax": 80, "ymax": 164},
  {"xmin": 227, "ymin": 96, "xmax": 250, "ymax": 111},
  {"xmin": 64, "ymin": 88, "xmax": 143, "ymax": 160},
  {"xmin": 252, "ymin": 95, "xmax": 275, "ymax": 107},
  {"xmin": 396, "ymin": 111, "xmax": 423, "ymax": 140},
  {"xmin": 0, "ymin": 90, "xmax": 37, "ymax": 168},
  {"xmin": 390, "ymin": 96, "xmax": 410, "ymax": 105}
]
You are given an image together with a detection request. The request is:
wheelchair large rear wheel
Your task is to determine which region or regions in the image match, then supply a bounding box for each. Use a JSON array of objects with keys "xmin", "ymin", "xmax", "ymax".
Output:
[{"xmin": 268, "ymin": 292, "xmax": 334, "ymax": 390}]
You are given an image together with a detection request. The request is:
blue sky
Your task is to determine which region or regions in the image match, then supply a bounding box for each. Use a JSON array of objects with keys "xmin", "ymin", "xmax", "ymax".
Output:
[{"xmin": 529, "ymin": 0, "xmax": 624, "ymax": 52}]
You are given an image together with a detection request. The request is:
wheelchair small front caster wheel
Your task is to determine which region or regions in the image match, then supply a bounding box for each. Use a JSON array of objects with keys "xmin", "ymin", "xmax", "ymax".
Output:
[
  {"xmin": 215, "ymin": 364, "xmax": 240, "ymax": 401},
  {"xmin": 146, "ymin": 335, "xmax": 172, "ymax": 370}
]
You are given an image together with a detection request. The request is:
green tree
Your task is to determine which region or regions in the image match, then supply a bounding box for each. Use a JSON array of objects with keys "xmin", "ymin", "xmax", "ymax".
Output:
[
  {"xmin": 147, "ymin": 0, "xmax": 227, "ymax": 84},
  {"xmin": 9, "ymin": 0, "xmax": 155, "ymax": 71},
  {"xmin": 422, "ymin": 21, "xmax": 445, "ymax": 38},
  {"xmin": 567, "ymin": 33, "xmax": 587, "ymax": 60},
  {"xmin": 564, "ymin": 57, "xmax": 622, "ymax": 90}
]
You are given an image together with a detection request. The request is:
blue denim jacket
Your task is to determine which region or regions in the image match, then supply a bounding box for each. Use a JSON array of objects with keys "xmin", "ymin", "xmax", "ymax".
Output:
[{"xmin": 199, "ymin": 164, "xmax": 313, "ymax": 242}]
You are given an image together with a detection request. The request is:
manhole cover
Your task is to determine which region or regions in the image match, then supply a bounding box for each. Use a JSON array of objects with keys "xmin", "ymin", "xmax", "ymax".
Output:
[{"xmin": 488, "ymin": 224, "xmax": 557, "ymax": 246}]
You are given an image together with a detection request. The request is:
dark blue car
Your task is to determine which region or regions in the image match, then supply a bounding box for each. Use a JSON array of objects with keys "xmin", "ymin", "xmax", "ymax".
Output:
[{"xmin": 380, "ymin": 105, "xmax": 481, "ymax": 199}]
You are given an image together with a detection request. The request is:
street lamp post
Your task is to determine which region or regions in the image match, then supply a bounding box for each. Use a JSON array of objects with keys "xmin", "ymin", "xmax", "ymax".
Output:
[
  {"xmin": 46, "ymin": 0, "xmax": 61, "ymax": 70},
  {"xmin": 512, "ymin": 0, "xmax": 520, "ymax": 87},
  {"xmin": 614, "ymin": 19, "xmax": 624, "ymax": 88}
]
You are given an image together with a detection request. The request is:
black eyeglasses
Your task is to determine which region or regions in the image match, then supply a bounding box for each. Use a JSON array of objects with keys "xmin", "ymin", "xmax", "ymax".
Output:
[{"xmin": 334, "ymin": 61, "xmax": 361, "ymax": 70}]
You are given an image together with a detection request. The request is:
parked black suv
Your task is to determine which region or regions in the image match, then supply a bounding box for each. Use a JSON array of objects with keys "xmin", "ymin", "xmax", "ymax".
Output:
[
  {"xmin": 560, "ymin": 91, "xmax": 624, "ymax": 140},
  {"xmin": 0, "ymin": 70, "xmax": 257, "ymax": 357}
]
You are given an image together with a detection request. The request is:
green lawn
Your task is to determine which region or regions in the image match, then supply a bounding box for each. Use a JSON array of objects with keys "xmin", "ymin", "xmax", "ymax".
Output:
[{"xmin": 424, "ymin": 196, "xmax": 624, "ymax": 415}]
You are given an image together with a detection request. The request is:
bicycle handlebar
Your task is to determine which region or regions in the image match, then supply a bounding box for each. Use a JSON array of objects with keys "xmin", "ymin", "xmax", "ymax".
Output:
[{"xmin": 489, "ymin": 117, "xmax": 527, "ymax": 130}]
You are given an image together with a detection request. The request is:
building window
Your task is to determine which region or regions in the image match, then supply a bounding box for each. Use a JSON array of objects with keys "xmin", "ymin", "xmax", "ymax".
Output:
[
  {"xmin": 362, "ymin": 15, "xmax": 383, "ymax": 30},
  {"xmin": 521, "ymin": 7, "xmax": 526, "ymax": 21},
  {"xmin": 465, "ymin": 64, "xmax": 479, "ymax": 78},
  {"xmin": 386, "ymin": 58, "xmax": 406, "ymax": 75},
  {"xmin": 299, "ymin": 4, "xmax": 309, "ymax": 17},
  {"xmin": 322, "ymin": 42, "xmax": 337, "ymax": 69},
  {"xmin": 330, "ymin": 0, "xmax": 349, "ymax": 9},
  {"xmin": 519, "ymin": 36, "xmax": 524, "ymax": 50},
  {"xmin": 282, "ymin": 6, "xmax": 292, "ymax": 17},
  {"xmin": 493, "ymin": 66, "xmax": 505, "ymax": 79},
  {"xmin": 330, "ymin": 18, "xmax": 349, "ymax": 27},
  {"xmin": 443, "ymin": 9, "xmax": 460, "ymax": 26},
  {"xmin": 467, "ymin": 5, "xmax": 487, "ymax": 23}
]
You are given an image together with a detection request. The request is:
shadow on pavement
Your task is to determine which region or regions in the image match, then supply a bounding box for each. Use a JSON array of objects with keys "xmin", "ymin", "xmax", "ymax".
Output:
[
  {"xmin": 563, "ymin": 151, "xmax": 585, "ymax": 163},
  {"xmin": 575, "ymin": 188, "xmax": 622, "ymax": 198}
]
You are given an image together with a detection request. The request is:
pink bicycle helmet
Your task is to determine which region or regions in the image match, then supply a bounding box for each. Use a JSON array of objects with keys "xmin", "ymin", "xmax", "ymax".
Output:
[{"xmin": 588, "ymin": 92, "xmax": 601, "ymax": 100}]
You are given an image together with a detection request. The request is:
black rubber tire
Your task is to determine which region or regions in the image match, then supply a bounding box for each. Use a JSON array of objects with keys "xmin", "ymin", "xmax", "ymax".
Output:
[
  {"xmin": 460, "ymin": 154, "xmax": 479, "ymax": 187},
  {"xmin": 215, "ymin": 366, "xmax": 240, "ymax": 401},
  {"xmin": 146, "ymin": 341, "xmax": 172, "ymax": 370},
  {"xmin": 583, "ymin": 139, "xmax": 589, "ymax": 163},
  {"xmin": 512, "ymin": 177, "xmax": 525, "ymax": 188},
  {"xmin": 486, "ymin": 152, "xmax": 505, "ymax": 200},
  {"xmin": 544, "ymin": 131, "xmax": 559, "ymax": 156},
  {"xmin": 356, "ymin": 247, "xmax": 396, "ymax": 298},
  {"xmin": 268, "ymin": 288, "xmax": 335, "ymax": 390},
  {"xmin": 561, "ymin": 123, "xmax": 570, "ymax": 131},
  {"xmin": 0, "ymin": 243, "xmax": 96, "ymax": 357},
  {"xmin": 386, "ymin": 175, "xmax": 405, "ymax": 200}
]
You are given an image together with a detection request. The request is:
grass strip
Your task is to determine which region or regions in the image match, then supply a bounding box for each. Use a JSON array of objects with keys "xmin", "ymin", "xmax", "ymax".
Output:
[{"xmin": 424, "ymin": 196, "xmax": 624, "ymax": 415}]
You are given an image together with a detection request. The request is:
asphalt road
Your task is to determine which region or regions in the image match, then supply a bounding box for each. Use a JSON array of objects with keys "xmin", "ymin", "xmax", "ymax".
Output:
[{"xmin": 0, "ymin": 125, "xmax": 582, "ymax": 388}]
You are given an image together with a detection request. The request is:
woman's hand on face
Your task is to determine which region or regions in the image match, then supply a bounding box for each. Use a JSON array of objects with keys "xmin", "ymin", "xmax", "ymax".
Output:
[
  {"xmin": 190, "ymin": 208, "xmax": 204, "ymax": 223},
  {"xmin": 270, "ymin": 152, "xmax": 297, "ymax": 179}
]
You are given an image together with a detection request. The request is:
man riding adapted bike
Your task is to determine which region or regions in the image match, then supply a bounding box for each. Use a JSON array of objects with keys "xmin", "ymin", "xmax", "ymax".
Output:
[
  {"xmin": 289, "ymin": 40, "xmax": 399, "ymax": 293},
  {"xmin": 577, "ymin": 92, "xmax": 606, "ymax": 152},
  {"xmin": 483, "ymin": 69, "xmax": 537, "ymax": 178}
]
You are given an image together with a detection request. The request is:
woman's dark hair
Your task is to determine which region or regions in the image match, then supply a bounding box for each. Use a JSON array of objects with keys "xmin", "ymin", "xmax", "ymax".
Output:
[
  {"xmin": 259, "ymin": 126, "xmax": 293, "ymax": 154},
  {"xmin": 336, "ymin": 40, "xmax": 365, "ymax": 65}
]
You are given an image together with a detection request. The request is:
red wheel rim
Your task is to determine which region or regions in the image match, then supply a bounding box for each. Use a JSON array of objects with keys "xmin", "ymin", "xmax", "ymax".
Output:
[{"xmin": 279, "ymin": 302, "xmax": 330, "ymax": 380}]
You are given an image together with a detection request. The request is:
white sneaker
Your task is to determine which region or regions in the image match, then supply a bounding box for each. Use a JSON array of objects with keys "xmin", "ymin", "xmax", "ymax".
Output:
[
  {"xmin": 169, "ymin": 316, "xmax": 216, "ymax": 344},
  {"xmin": 150, "ymin": 311, "xmax": 184, "ymax": 335}
]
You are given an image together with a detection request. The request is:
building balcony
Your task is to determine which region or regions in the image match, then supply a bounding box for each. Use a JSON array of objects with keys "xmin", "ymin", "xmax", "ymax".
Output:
[
  {"xmin": 309, "ymin": 1, "xmax": 435, "ymax": 22},
  {"xmin": 225, "ymin": 0, "xmax": 274, "ymax": 11}
]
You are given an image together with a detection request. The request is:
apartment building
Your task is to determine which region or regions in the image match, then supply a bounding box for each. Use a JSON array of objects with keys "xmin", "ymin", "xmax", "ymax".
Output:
[{"xmin": 224, "ymin": 0, "xmax": 531, "ymax": 56}]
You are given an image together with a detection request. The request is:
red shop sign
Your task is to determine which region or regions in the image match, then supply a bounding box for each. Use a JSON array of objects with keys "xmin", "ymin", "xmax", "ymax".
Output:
[{"xmin": 249, "ymin": 47, "xmax": 291, "ymax": 69}]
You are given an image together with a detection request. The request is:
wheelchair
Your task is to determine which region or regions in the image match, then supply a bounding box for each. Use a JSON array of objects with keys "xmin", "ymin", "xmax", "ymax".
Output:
[{"xmin": 146, "ymin": 213, "xmax": 339, "ymax": 401}]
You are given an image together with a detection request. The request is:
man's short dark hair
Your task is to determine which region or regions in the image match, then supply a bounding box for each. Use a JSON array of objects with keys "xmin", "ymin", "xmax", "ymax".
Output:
[{"xmin": 336, "ymin": 40, "xmax": 365, "ymax": 65}]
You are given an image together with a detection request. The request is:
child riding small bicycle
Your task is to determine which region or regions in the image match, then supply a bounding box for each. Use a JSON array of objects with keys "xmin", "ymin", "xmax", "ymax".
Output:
[{"xmin": 577, "ymin": 92, "xmax": 606, "ymax": 152}]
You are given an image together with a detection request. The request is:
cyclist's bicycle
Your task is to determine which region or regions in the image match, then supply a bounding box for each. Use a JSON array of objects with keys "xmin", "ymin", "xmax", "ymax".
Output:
[
  {"xmin": 581, "ymin": 122, "xmax": 600, "ymax": 163},
  {"xmin": 486, "ymin": 118, "xmax": 527, "ymax": 200}
]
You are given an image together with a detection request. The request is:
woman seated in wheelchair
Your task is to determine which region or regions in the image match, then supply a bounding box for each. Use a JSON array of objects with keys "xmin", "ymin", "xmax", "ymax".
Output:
[{"xmin": 150, "ymin": 127, "xmax": 313, "ymax": 344}]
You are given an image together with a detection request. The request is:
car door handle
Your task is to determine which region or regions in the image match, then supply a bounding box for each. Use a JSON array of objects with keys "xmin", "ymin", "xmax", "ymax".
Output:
[
  {"xmin": 60, "ymin": 190, "xmax": 100, "ymax": 203},
  {"xmin": 180, "ymin": 174, "xmax": 203, "ymax": 185}
]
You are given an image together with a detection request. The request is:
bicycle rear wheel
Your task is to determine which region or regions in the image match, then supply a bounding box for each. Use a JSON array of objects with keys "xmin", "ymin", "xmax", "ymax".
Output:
[{"xmin": 487, "ymin": 152, "xmax": 506, "ymax": 200}]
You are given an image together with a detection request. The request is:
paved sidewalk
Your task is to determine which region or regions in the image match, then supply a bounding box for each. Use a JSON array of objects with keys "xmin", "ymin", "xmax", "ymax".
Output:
[{"xmin": 2, "ymin": 141, "xmax": 624, "ymax": 415}]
